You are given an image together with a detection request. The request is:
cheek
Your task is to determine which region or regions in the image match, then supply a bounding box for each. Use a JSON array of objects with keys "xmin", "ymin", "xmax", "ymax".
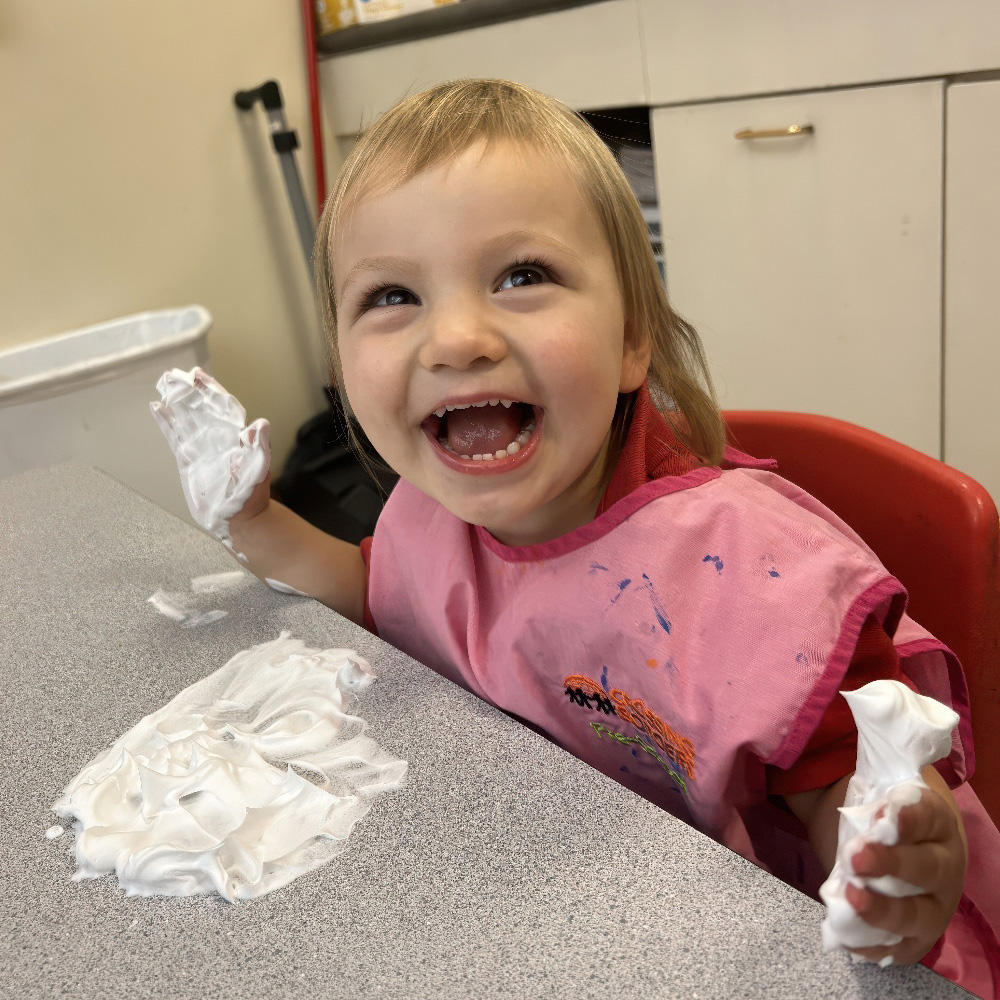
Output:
[
  {"xmin": 542, "ymin": 312, "xmax": 626, "ymax": 386},
  {"xmin": 338, "ymin": 346, "xmax": 377, "ymax": 425},
  {"xmin": 339, "ymin": 343, "xmax": 406, "ymax": 444}
]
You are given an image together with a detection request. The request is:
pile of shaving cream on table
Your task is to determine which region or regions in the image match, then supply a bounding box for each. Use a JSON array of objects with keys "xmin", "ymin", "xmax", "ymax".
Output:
[
  {"xmin": 51, "ymin": 634, "xmax": 407, "ymax": 901},
  {"xmin": 819, "ymin": 679, "xmax": 958, "ymax": 963}
]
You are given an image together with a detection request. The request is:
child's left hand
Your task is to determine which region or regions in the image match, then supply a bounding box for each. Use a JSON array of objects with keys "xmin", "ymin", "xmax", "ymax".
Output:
[{"xmin": 845, "ymin": 778, "xmax": 967, "ymax": 965}]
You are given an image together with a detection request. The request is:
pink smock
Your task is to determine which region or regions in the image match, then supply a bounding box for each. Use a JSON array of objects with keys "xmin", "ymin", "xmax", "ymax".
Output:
[{"xmin": 368, "ymin": 425, "xmax": 1000, "ymax": 997}]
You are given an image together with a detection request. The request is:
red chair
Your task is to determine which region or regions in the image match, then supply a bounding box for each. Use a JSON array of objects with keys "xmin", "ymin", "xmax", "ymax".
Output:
[{"xmin": 724, "ymin": 410, "xmax": 1000, "ymax": 823}]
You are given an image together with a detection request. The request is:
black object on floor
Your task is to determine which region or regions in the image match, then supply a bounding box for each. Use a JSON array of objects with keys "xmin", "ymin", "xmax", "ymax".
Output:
[{"xmin": 272, "ymin": 391, "xmax": 398, "ymax": 545}]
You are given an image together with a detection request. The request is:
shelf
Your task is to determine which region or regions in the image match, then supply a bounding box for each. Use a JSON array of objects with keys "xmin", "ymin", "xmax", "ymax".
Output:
[{"xmin": 317, "ymin": 0, "xmax": 604, "ymax": 57}]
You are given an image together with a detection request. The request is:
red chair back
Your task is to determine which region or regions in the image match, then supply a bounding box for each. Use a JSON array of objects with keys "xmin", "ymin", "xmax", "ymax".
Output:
[{"xmin": 724, "ymin": 410, "xmax": 1000, "ymax": 823}]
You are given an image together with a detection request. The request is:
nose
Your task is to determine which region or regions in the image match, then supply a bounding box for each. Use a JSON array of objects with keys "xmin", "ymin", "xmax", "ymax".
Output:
[{"xmin": 417, "ymin": 297, "xmax": 507, "ymax": 371}]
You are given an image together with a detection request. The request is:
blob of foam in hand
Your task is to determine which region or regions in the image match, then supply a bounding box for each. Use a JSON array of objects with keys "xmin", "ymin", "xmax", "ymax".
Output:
[
  {"xmin": 150, "ymin": 367, "xmax": 269, "ymax": 559},
  {"xmin": 819, "ymin": 679, "xmax": 959, "ymax": 963}
]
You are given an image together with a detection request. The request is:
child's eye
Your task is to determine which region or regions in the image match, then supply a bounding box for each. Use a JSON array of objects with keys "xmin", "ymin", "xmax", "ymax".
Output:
[
  {"xmin": 498, "ymin": 258, "xmax": 554, "ymax": 291},
  {"xmin": 361, "ymin": 285, "xmax": 417, "ymax": 311}
]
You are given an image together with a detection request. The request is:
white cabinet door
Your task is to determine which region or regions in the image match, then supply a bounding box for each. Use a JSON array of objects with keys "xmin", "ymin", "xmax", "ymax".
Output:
[
  {"xmin": 640, "ymin": 0, "xmax": 1000, "ymax": 105},
  {"xmin": 321, "ymin": 0, "xmax": 645, "ymax": 137},
  {"xmin": 944, "ymin": 80, "xmax": 1000, "ymax": 503},
  {"xmin": 652, "ymin": 81, "xmax": 943, "ymax": 456}
]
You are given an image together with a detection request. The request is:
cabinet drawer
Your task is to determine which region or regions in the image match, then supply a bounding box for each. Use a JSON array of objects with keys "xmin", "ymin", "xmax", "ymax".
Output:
[
  {"xmin": 653, "ymin": 81, "xmax": 943, "ymax": 456},
  {"xmin": 320, "ymin": 0, "xmax": 644, "ymax": 137},
  {"xmin": 641, "ymin": 0, "xmax": 1000, "ymax": 104}
]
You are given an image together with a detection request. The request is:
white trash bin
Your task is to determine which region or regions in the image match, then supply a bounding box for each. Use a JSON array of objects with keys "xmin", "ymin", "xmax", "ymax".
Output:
[{"xmin": 0, "ymin": 306, "xmax": 211, "ymax": 523}]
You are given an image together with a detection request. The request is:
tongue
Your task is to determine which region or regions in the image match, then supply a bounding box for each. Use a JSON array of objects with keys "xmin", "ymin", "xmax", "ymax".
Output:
[{"xmin": 446, "ymin": 403, "xmax": 522, "ymax": 456}]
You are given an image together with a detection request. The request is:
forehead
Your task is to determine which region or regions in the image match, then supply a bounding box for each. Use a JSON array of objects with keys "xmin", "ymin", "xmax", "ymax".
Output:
[{"xmin": 332, "ymin": 141, "xmax": 601, "ymax": 266}]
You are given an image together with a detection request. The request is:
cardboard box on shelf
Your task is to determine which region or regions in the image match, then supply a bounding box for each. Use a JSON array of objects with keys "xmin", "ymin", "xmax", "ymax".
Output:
[
  {"xmin": 314, "ymin": 0, "xmax": 357, "ymax": 36},
  {"xmin": 353, "ymin": 0, "xmax": 460, "ymax": 25}
]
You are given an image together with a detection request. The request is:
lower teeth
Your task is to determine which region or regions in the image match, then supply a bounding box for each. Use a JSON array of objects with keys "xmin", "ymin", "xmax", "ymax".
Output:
[{"xmin": 439, "ymin": 421, "xmax": 535, "ymax": 461}]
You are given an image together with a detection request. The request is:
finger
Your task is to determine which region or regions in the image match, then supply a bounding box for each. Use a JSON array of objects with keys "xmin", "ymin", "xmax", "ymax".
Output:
[
  {"xmin": 894, "ymin": 788, "xmax": 958, "ymax": 845},
  {"xmin": 191, "ymin": 366, "xmax": 219, "ymax": 390},
  {"xmin": 243, "ymin": 418, "xmax": 271, "ymax": 460},
  {"xmin": 845, "ymin": 881, "xmax": 946, "ymax": 939},
  {"xmin": 852, "ymin": 840, "xmax": 956, "ymax": 893},
  {"xmin": 849, "ymin": 944, "xmax": 895, "ymax": 966},
  {"xmin": 149, "ymin": 401, "xmax": 170, "ymax": 434},
  {"xmin": 850, "ymin": 938, "xmax": 932, "ymax": 967}
]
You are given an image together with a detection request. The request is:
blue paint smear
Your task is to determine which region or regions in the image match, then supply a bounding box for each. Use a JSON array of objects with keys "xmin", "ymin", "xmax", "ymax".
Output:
[
  {"xmin": 600, "ymin": 665, "xmax": 610, "ymax": 693},
  {"xmin": 795, "ymin": 652, "xmax": 807, "ymax": 665},
  {"xmin": 620, "ymin": 766, "xmax": 630, "ymax": 773},
  {"xmin": 631, "ymin": 748, "xmax": 639, "ymax": 757},
  {"xmin": 641, "ymin": 574, "xmax": 672, "ymax": 634},
  {"xmin": 703, "ymin": 554, "xmax": 724, "ymax": 574},
  {"xmin": 589, "ymin": 562, "xmax": 609, "ymax": 573},
  {"xmin": 769, "ymin": 569, "xmax": 781, "ymax": 578},
  {"xmin": 610, "ymin": 577, "xmax": 632, "ymax": 606}
]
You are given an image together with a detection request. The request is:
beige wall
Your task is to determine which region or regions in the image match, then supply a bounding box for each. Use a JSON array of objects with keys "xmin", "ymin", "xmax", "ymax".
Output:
[{"xmin": 1, "ymin": 0, "xmax": 338, "ymax": 467}]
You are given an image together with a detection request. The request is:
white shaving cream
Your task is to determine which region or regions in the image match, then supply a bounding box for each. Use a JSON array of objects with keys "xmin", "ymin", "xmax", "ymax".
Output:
[
  {"xmin": 147, "ymin": 571, "xmax": 253, "ymax": 628},
  {"xmin": 191, "ymin": 571, "xmax": 246, "ymax": 594},
  {"xmin": 150, "ymin": 368, "xmax": 269, "ymax": 558},
  {"xmin": 265, "ymin": 578, "xmax": 308, "ymax": 597},
  {"xmin": 819, "ymin": 680, "xmax": 958, "ymax": 963},
  {"xmin": 51, "ymin": 634, "xmax": 407, "ymax": 901},
  {"xmin": 147, "ymin": 590, "xmax": 228, "ymax": 628}
]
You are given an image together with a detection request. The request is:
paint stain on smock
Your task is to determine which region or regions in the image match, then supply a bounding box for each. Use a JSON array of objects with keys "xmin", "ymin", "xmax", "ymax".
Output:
[
  {"xmin": 610, "ymin": 578, "xmax": 632, "ymax": 606},
  {"xmin": 641, "ymin": 574, "xmax": 672, "ymax": 633},
  {"xmin": 703, "ymin": 555, "xmax": 724, "ymax": 574},
  {"xmin": 759, "ymin": 555, "xmax": 781, "ymax": 578}
]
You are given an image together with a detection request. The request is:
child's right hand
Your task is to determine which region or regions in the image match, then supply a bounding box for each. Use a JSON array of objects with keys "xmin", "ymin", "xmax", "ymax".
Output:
[{"xmin": 150, "ymin": 367, "xmax": 270, "ymax": 556}]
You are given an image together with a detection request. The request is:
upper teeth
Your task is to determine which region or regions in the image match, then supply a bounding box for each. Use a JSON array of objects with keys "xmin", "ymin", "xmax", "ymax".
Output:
[{"xmin": 434, "ymin": 399, "xmax": 515, "ymax": 418}]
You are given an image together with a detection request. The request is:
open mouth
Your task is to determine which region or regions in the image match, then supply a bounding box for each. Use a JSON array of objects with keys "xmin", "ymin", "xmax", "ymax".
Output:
[{"xmin": 421, "ymin": 398, "xmax": 542, "ymax": 472}]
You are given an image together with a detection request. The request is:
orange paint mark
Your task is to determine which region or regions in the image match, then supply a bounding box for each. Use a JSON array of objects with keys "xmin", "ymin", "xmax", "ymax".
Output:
[{"xmin": 646, "ymin": 659, "xmax": 658, "ymax": 669}]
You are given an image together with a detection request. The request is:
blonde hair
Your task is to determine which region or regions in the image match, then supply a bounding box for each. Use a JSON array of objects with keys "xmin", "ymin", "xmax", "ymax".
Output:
[{"xmin": 314, "ymin": 78, "xmax": 726, "ymax": 469}]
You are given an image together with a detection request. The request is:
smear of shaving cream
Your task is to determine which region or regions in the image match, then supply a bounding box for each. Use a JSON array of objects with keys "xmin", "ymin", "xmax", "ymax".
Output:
[
  {"xmin": 46, "ymin": 825, "xmax": 65, "ymax": 840},
  {"xmin": 146, "ymin": 569, "xmax": 249, "ymax": 627},
  {"xmin": 265, "ymin": 578, "xmax": 308, "ymax": 597},
  {"xmin": 191, "ymin": 571, "xmax": 246, "ymax": 594},
  {"xmin": 150, "ymin": 367, "xmax": 269, "ymax": 558},
  {"xmin": 147, "ymin": 590, "xmax": 228, "ymax": 628},
  {"xmin": 819, "ymin": 680, "xmax": 958, "ymax": 963},
  {"xmin": 51, "ymin": 633, "xmax": 407, "ymax": 901}
]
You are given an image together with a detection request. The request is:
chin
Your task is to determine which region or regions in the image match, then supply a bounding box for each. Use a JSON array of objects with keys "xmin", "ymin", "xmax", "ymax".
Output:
[{"xmin": 433, "ymin": 494, "xmax": 527, "ymax": 538}]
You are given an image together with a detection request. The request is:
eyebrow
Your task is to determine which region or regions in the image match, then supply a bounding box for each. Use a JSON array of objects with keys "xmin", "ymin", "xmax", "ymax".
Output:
[{"xmin": 338, "ymin": 230, "xmax": 584, "ymax": 301}]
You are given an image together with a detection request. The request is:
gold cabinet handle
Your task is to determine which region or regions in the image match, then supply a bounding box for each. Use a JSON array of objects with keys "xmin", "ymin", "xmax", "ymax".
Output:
[{"xmin": 734, "ymin": 124, "xmax": 814, "ymax": 140}]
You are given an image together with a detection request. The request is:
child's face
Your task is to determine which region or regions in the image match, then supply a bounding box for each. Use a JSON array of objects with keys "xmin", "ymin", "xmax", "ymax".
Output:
[{"xmin": 332, "ymin": 141, "xmax": 648, "ymax": 546}]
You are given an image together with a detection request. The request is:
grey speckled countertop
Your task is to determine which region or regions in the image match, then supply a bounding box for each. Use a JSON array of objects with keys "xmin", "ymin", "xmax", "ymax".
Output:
[{"xmin": 1, "ymin": 465, "xmax": 970, "ymax": 999}]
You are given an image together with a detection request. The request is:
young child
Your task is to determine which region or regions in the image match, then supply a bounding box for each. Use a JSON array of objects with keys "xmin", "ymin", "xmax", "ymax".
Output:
[{"xmin": 156, "ymin": 79, "xmax": 1000, "ymax": 994}]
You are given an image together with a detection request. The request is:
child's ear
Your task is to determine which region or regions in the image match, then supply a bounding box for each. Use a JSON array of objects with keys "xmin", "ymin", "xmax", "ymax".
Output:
[{"xmin": 619, "ymin": 321, "xmax": 651, "ymax": 393}]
